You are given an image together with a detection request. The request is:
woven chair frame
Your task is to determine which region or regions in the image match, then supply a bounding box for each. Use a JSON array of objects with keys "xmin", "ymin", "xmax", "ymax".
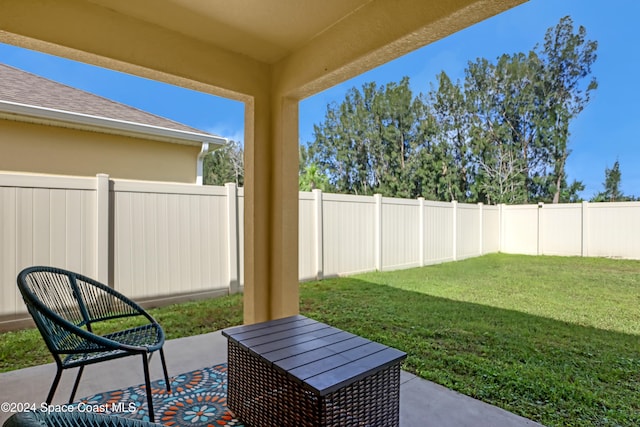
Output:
[{"xmin": 17, "ymin": 266, "xmax": 171, "ymax": 423}]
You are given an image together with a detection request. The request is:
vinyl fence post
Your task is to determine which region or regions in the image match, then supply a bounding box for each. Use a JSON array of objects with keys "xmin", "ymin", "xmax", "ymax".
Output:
[
  {"xmin": 418, "ymin": 197, "xmax": 425, "ymax": 267},
  {"xmin": 313, "ymin": 189, "xmax": 324, "ymax": 280},
  {"xmin": 478, "ymin": 202, "xmax": 484, "ymax": 256},
  {"xmin": 375, "ymin": 194, "xmax": 383, "ymax": 271},
  {"xmin": 537, "ymin": 202, "xmax": 544, "ymax": 256},
  {"xmin": 452, "ymin": 200, "xmax": 458, "ymax": 261},
  {"xmin": 96, "ymin": 173, "xmax": 110, "ymax": 285},
  {"xmin": 499, "ymin": 204, "xmax": 504, "ymax": 253},
  {"xmin": 226, "ymin": 183, "xmax": 240, "ymax": 294},
  {"xmin": 581, "ymin": 200, "xmax": 589, "ymax": 257}
]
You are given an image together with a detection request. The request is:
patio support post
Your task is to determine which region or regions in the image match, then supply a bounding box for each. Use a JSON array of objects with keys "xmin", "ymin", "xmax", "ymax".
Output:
[{"xmin": 243, "ymin": 93, "xmax": 300, "ymax": 324}]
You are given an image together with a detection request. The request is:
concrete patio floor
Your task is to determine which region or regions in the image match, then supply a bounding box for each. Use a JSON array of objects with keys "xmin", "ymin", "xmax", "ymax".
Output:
[{"xmin": 0, "ymin": 331, "xmax": 544, "ymax": 427}]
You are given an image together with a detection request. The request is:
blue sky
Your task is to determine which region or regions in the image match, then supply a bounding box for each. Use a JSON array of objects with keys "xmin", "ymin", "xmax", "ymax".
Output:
[{"xmin": 0, "ymin": 0, "xmax": 637, "ymax": 199}]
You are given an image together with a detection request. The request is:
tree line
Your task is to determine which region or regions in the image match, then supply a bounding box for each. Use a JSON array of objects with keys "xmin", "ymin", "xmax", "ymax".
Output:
[
  {"xmin": 302, "ymin": 16, "xmax": 602, "ymax": 204},
  {"xmin": 205, "ymin": 17, "xmax": 636, "ymax": 203}
]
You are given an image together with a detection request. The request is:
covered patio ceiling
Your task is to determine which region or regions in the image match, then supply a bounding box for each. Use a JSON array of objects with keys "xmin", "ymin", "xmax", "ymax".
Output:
[{"xmin": 0, "ymin": 0, "xmax": 527, "ymax": 324}]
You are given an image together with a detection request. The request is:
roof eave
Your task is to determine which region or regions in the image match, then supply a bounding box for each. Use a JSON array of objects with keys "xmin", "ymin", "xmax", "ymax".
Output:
[{"xmin": 0, "ymin": 100, "xmax": 228, "ymax": 148}]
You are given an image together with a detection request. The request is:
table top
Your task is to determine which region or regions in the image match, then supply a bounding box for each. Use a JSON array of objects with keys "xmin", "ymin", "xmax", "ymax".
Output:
[{"xmin": 222, "ymin": 315, "xmax": 406, "ymax": 396}]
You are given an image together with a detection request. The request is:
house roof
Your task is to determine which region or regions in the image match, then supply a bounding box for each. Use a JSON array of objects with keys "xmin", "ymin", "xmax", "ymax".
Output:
[{"xmin": 0, "ymin": 63, "xmax": 226, "ymax": 147}]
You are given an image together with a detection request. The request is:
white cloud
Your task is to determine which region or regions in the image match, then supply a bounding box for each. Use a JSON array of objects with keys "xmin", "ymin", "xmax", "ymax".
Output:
[{"xmin": 204, "ymin": 124, "xmax": 244, "ymax": 146}]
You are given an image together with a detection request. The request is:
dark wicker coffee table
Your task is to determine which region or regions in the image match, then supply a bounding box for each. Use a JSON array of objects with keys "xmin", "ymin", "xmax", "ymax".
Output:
[{"xmin": 222, "ymin": 315, "xmax": 406, "ymax": 427}]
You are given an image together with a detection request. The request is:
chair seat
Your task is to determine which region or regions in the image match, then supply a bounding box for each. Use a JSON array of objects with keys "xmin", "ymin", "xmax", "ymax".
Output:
[{"xmin": 63, "ymin": 324, "xmax": 164, "ymax": 368}]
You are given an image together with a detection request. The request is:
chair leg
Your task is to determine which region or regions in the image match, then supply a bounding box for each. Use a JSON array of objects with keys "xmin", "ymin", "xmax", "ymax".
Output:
[
  {"xmin": 46, "ymin": 366, "xmax": 63, "ymax": 404},
  {"xmin": 142, "ymin": 353, "xmax": 155, "ymax": 423},
  {"xmin": 159, "ymin": 348, "xmax": 171, "ymax": 392},
  {"xmin": 68, "ymin": 365, "xmax": 85, "ymax": 404}
]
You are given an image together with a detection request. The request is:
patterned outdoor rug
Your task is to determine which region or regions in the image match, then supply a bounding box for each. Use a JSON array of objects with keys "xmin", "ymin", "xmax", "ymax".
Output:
[{"xmin": 77, "ymin": 364, "xmax": 245, "ymax": 426}]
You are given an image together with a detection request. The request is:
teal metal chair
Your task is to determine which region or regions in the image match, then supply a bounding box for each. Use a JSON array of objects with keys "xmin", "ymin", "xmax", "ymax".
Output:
[
  {"xmin": 17, "ymin": 266, "xmax": 170, "ymax": 423},
  {"xmin": 3, "ymin": 411, "xmax": 162, "ymax": 427}
]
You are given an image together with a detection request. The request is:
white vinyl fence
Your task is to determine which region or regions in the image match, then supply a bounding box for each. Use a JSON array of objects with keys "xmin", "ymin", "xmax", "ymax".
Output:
[
  {"xmin": 298, "ymin": 193, "xmax": 498, "ymax": 280},
  {"xmin": 0, "ymin": 173, "xmax": 243, "ymax": 326},
  {"xmin": 2, "ymin": 171, "xmax": 639, "ymax": 327},
  {"xmin": 501, "ymin": 201, "xmax": 640, "ymax": 259}
]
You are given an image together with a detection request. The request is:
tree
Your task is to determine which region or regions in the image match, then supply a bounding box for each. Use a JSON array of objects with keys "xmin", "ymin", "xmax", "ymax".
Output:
[
  {"xmin": 308, "ymin": 78, "xmax": 425, "ymax": 198},
  {"xmin": 306, "ymin": 16, "xmax": 597, "ymax": 204},
  {"xmin": 405, "ymin": 93, "xmax": 442, "ymax": 200},
  {"xmin": 299, "ymin": 145, "xmax": 330, "ymax": 191},
  {"xmin": 428, "ymin": 72, "xmax": 473, "ymax": 201},
  {"xmin": 373, "ymin": 78, "xmax": 417, "ymax": 198},
  {"xmin": 461, "ymin": 17, "xmax": 596, "ymax": 204},
  {"xmin": 449, "ymin": 16, "xmax": 596, "ymax": 204},
  {"xmin": 536, "ymin": 16, "xmax": 597, "ymax": 203},
  {"xmin": 203, "ymin": 140, "xmax": 244, "ymax": 186},
  {"xmin": 592, "ymin": 160, "xmax": 625, "ymax": 202},
  {"xmin": 308, "ymin": 88, "xmax": 370, "ymax": 195},
  {"xmin": 464, "ymin": 55, "xmax": 533, "ymax": 204},
  {"xmin": 558, "ymin": 178, "xmax": 585, "ymax": 203}
]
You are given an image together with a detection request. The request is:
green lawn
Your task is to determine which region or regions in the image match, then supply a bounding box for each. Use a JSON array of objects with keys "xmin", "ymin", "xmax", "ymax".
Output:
[{"xmin": 1, "ymin": 254, "xmax": 639, "ymax": 426}]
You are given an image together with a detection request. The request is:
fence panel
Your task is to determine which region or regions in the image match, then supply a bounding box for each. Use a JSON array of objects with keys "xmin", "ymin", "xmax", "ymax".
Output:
[
  {"xmin": 586, "ymin": 202, "xmax": 640, "ymax": 259},
  {"xmin": 322, "ymin": 193, "xmax": 376, "ymax": 277},
  {"xmin": 540, "ymin": 204, "xmax": 582, "ymax": 256},
  {"xmin": 501, "ymin": 205, "xmax": 539, "ymax": 255},
  {"xmin": 111, "ymin": 180, "xmax": 229, "ymax": 299},
  {"xmin": 0, "ymin": 174, "xmax": 96, "ymax": 317},
  {"xmin": 423, "ymin": 201, "xmax": 454, "ymax": 265},
  {"xmin": 483, "ymin": 205, "xmax": 500, "ymax": 253},
  {"xmin": 381, "ymin": 197, "xmax": 420, "ymax": 271},
  {"xmin": 457, "ymin": 203, "xmax": 481, "ymax": 260}
]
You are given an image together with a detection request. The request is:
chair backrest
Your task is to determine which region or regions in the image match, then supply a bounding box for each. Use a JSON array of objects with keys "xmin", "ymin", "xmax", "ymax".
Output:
[
  {"xmin": 18, "ymin": 267, "xmax": 86, "ymax": 326},
  {"xmin": 17, "ymin": 266, "xmax": 141, "ymax": 354}
]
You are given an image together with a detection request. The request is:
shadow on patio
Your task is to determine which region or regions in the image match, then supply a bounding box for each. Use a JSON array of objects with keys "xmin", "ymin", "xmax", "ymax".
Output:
[{"xmin": 0, "ymin": 331, "xmax": 542, "ymax": 427}]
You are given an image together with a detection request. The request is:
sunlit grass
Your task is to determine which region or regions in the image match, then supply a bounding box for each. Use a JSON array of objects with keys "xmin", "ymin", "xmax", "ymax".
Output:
[
  {"xmin": 301, "ymin": 254, "xmax": 640, "ymax": 427},
  {"xmin": 1, "ymin": 254, "xmax": 638, "ymax": 426},
  {"xmin": 353, "ymin": 254, "xmax": 640, "ymax": 335}
]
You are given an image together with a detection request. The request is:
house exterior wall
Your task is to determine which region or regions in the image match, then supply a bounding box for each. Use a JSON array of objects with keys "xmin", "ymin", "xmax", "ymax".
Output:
[{"xmin": 0, "ymin": 119, "xmax": 200, "ymax": 182}]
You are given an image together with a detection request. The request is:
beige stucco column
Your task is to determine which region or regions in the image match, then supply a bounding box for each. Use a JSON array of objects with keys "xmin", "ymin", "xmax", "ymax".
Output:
[{"xmin": 243, "ymin": 91, "xmax": 300, "ymax": 324}]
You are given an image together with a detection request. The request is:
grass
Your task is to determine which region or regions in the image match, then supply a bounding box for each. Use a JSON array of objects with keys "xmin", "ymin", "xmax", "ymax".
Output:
[
  {"xmin": 1, "ymin": 254, "xmax": 639, "ymax": 426},
  {"xmin": 302, "ymin": 254, "xmax": 640, "ymax": 426}
]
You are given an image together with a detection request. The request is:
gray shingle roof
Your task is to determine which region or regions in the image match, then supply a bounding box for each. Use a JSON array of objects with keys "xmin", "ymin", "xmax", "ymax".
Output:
[{"xmin": 0, "ymin": 63, "xmax": 210, "ymax": 135}]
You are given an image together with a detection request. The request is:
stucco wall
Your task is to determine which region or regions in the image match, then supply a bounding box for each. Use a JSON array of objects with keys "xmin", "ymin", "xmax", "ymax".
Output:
[{"xmin": 0, "ymin": 119, "xmax": 201, "ymax": 182}]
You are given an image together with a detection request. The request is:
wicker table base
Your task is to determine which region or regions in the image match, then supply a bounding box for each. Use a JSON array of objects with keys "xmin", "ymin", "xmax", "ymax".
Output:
[{"xmin": 223, "ymin": 315, "xmax": 406, "ymax": 427}]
